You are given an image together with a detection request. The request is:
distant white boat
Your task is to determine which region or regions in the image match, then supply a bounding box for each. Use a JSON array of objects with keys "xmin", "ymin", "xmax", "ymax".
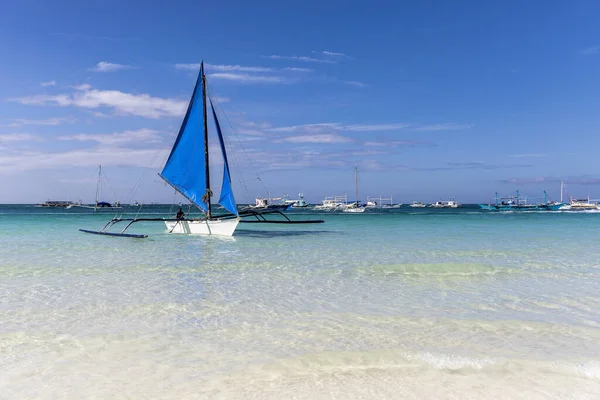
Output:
[
  {"xmin": 314, "ymin": 195, "xmax": 348, "ymax": 211},
  {"xmin": 561, "ymin": 197, "xmax": 599, "ymax": 211},
  {"xmin": 366, "ymin": 195, "xmax": 398, "ymax": 208},
  {"xmin": 430, "ymin": 199, "xmax": 460, "ymax": 208},
  {"xmin": 246, "ymin": 195, "xmax": 291, "ymax": 211},
  {"xmin": 343, "ymin": 205, "xmax": 366, "ymax": 213},
  {"xmin": 410, "ymin": 201, "xmax": 427, "ymax": 208},
  {"xmin": 557, "ymin": 181, "xmax": 599, "ymax": 211},
  {"xmin": 38, "ymin": 200, "xmax": 79, "ymax": 208}
]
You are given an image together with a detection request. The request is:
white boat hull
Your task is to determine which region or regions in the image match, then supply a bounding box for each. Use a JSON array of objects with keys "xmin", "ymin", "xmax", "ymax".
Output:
[
  {"xmin": 343, "ymin": 207, "xmax": 366, "ymax": 213},
  {"xmin": 164, "ymin": 217, "xmax": 240, "ymax": 236}
]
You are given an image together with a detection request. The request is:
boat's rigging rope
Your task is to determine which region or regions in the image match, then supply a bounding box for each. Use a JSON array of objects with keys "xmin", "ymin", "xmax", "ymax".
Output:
[
  {"xmin": 98, "ymin": 168, "xmax": 121, "ymax": 205},
  {"xmin": 122, "ymin": 134, "xmax": 170, "ymax": 206},
  {"xmin": 207, "ymin": 85, "xmax": 270, "ymax": 204}
]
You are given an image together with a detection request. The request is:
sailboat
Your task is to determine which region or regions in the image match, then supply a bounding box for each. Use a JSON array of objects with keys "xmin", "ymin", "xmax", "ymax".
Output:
[
  {"xmin": 158, "ymin": 62, "xmax": 240, "ymax": 236},
  {"xmin": 343, "ymin": 167, "xmax": 366, "ymax": 213},
  {"xmin": 93, "ymin": 165, "xmax": 122, "ymax": 211},
  {"xmin": 69, "ymin": 165, "xmax": 122, "ymax": 211},
  {"xmin": 558, "ymin": 181, "xmax": 599, "ymax": 211},
  {"xmin": 79, "ymin": 62, "xmax": 324, "ymax": 238}
]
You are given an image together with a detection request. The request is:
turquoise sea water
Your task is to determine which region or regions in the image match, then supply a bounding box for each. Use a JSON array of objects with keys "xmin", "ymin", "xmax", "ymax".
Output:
[{"xmin": 1, "ymin": 205, "xmax": 599, "ymax": 399}]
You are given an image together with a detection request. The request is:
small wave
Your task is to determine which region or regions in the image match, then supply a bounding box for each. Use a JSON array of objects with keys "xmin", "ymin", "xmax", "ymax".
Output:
[
  {"xmin": 356, "ymin": 262, "xmax": 503, "ymax": 277},
  {"xmin": 550, "ymin": 360, "xmax": 600, "ymax": 380},
  {"xmin": 413, "ymin": 352, "xmax": 497, "ymax": 370}
]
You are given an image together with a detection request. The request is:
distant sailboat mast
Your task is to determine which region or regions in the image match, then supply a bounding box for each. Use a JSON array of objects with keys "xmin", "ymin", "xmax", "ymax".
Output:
[
  {"xmin": 355, "ymin": 166, "xmax": 359, "ymax": 205},
  {"xmin": 560, "ymin": 180, "xmax": 564, "ymax": 203},
  {"xmin": 94, "ymin": 165, "xmax": 101, "ymax": 211}
]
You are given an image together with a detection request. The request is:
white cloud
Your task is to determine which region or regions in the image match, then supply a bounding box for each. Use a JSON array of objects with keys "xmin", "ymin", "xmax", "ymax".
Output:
[
  {"xmin": 58, "ymin": 128, "xmax": 162, "ymax": 146},
  {"xmin": 344, "ymin": 80, "xmax": 368, "ymax": 87},
  {"xmin": 209, "ymin": 96, "xmax": 231, "ymax": 104},
  {"xmin": 265, "ymin": 55, "xmax": 336, "ymax": 64},
  {"xmin": 175, "ymin": 63, "xmax": 276, "ymax": 73},
  {"xmin": 206, "ymin": 64, "xmax": 275, "ymax": 73},
  {"xmin": 73, "ymin": 83, "xmax": 92, "ymax": 91},
  {"xmin": 90, "ymin": 111, "xmax": 111, "ymax": 118},
  {"xmin": 344, "ymin": 123, "xmax": 410, "ymax": 132},
  {"xmin": 269, "ymin": 123, "xmax": 340, "ymax": 133},
  {"xmin": 174, "ymin": 63, "xmax": 201, "ymax": 71},
  {"xmin": 10, "ymin": 85, "xmax": 188, "ymax": 119},
  {"xmin": 279, "ymin": 134, "xmax": 352, "ymax": 144},
  {"xmin": 270, "ymin": 122, "xmax": 410, "ymax": 133},
  {"xmin": 0, "ymin": 147, "xmax": 166, "ymax": 173},
  {"xmin": 240, "ymin": 121, "xmax": 272, "ymax": 129},
  {"xmin": 240, "ymin": 148, "xmax": 349, "ymax": 170},
  {"xmin": 237, "ymin": 128, "xmax": 268, "ymax": 136},
  {"xmin": 7, "ymin": 117, "xmax": 76, "ymax": 127},
  {"xmin": 364, "ymin": 139, "xmax": 434, "ymax": 148},
  {"xmin": 58, "ymin": 177, "xmax": 98, "ymax": 185},
  {"xmin": 266, "ymin": 50, "xmax": 352, "ymax": 64},
  {"xmin": 284, "ymin": 67, "xmax": 314, "ymax": 72},
  {"xmin": 507, "ymin": 153, "xmax": 547, "ymax": 159},
  {"xmin": 0, "ymin": 133, "xmax": 41, "ymax": 142},
  {"xmin": 208, "ymin": 73, "xmax": 286, "ymax": 83},
  {"xmin": 89, "ymin": 61, "xmax": 135, "ymax": 72},
  {"xmin": 321, "ymin": 50, "xmax": 348, "ymax": 58},
  {"xmin": 236, "ymin": 136, "xmax": 265, "ymax": 142},
  {"xmin": 348, "ymin": 149, "xmax": 388, "ymax": 156},
  {"xmin": 414, "ymin": 123, "xmax": 473, "ymax": 131},
  {"xmin": 176, "ymin": 63, "xmax": 313, "ymax": 84},
  {"xmin": 40, "ymin": 80, "xmax": 57, "ymax": 87},
  {"xmin": 580, "ymin": 45, "xmax": 600, "ymax": 55}
]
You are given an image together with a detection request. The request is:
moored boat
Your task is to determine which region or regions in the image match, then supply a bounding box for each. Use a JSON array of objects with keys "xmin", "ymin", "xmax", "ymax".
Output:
[
  {"xmin": 479, "ymin": 190, "xmax": 565, "ymax": 211},
  {"xmin": 366, "ymin": 195, "xmax": 395, "ymax": 208},
  {"xmin": 244, "ymin": 196, "xmax": 292, "ymax": 211},
  {"xmin": 38, "ymin": 200, "xmax": 78, "ymax": 208},
  {"xmin": 557, "ymin": 181, "xmax": 599, "ymax": 210},
  {"xmin": 560, "ymin": 197, "xmax": 599, "ymax": 211},
  {"xmin": 291, "ymin": 193, "xmax": 310, "ymax": 208},
  {"xmin": 342, "ymin": 167, "xmax": 366, "ymax": 213},
  {"xmin": 314, "ymin": 195, "xmax": 348, "ymax": 211},
  {"xmin": 430, "ymin": 198, "xmax": 460, "ymax": 208}
]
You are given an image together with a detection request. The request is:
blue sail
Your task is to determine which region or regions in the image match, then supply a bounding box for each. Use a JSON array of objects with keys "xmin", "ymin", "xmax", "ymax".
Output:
[
  {"xmin": 159, "ymin": 66, "xmax": 208, "ymax": 212},
  {"xmin": 210, "ymin": 100, "xmax": 238, "ymax": 216}
]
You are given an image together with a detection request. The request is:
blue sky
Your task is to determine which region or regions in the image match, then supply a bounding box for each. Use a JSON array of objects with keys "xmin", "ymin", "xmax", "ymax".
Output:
[{"xmin": 1, "ymin": 0, "xmax": 600, "ymax": 204}]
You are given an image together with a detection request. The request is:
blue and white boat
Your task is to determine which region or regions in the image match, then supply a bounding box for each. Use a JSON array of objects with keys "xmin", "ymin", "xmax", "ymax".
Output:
[
  {"xmin": 291, "ymin": 193, "xmax": 310, "ymax": 208},
  {"xmin": 79, "ymin": 62, "xmax": 323, "ymax": 238},
  {"xmin": 479, "ymin": 190, "xmax": 565, "ymax": 211}
]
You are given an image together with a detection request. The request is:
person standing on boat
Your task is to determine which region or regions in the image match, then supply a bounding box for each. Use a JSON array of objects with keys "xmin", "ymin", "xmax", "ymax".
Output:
[{"xmin": 176, "ymin": 207, "xmax": 185, "ymax": 219}]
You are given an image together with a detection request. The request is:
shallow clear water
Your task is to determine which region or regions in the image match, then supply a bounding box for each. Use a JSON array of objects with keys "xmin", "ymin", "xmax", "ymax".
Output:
[{"xmin": 1, "ymin": 205, "xmax": 599, "ymax": 399}]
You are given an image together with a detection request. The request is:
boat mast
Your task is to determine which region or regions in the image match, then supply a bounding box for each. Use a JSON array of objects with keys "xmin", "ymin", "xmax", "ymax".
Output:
[
  {"xmin": 201, "ymin": 62, "xmax": 212, "ymax": 219},
  {"xmin": 355, "ymin": 167, "xmax": 359, "ymax": 205},
  {"xmin": 560, "ymin": 180, "xmax": 564, "ymax": 202},
  {"xmin": 95, "ymin": 165, "xmax": 101, "ymax": 211}
]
